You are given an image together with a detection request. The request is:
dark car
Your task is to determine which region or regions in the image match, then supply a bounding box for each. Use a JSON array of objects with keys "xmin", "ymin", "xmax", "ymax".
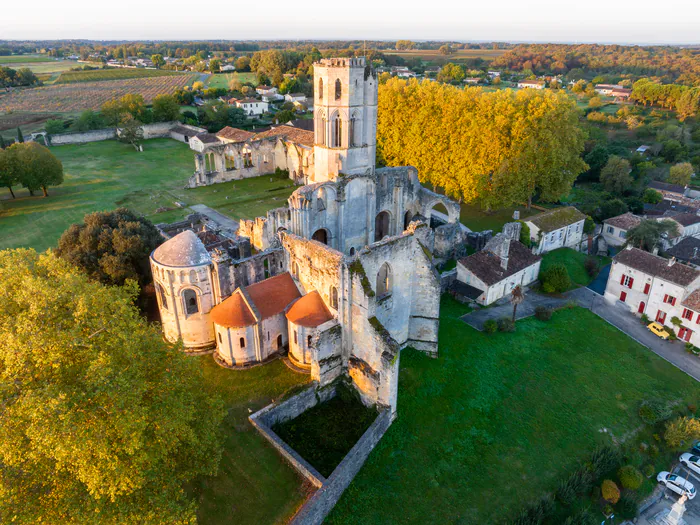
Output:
[{"xmin": 691, "ymin": 440, "xmax": 700, "ymax": 455}]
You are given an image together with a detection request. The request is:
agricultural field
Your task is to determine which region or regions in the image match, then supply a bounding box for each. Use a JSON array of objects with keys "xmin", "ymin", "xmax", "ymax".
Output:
[
  {"xmin": 0, "ymin": 54, "xmax": 51, "ymax": 63},
  {"xmin": 55, "ymin": 68, "xmax": 185, "ymax": 84},
  {"xmin": 0, "ymin": 74, "xmax": 196, "ymax": 113},
  {"xmin": 383, "ymin": 48, "xmax": 506, "ymax": 61},
  {"xmin": 206, "ymin": 72, "xmax": 258, "ymax": 89}
]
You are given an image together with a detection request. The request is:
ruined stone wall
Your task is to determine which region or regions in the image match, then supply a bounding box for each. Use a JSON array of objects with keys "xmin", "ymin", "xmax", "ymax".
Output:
[
  {"xmin": 406, "ymin": 232, "xmax": 441, "ymax": 356},
  {"xmin": 50, "ymin": 121, "xmax": 183, "ymax": 145},
  {"xmin": 239, "ymin": 207, "xmax": 290, "ymax": 251},
  {"xmin": 221, "ymin": 248, "xmax": 286, "ymax": 293},
  {"xmin": 311, "ymin": 321, "xmax": 343, "ymax": 385}
]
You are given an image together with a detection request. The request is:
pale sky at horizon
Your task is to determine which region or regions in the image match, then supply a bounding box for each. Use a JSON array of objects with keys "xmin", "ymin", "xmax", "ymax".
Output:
[{"xmin": 2, "ymin": 0, "xmax": 699, "ymax": 45}]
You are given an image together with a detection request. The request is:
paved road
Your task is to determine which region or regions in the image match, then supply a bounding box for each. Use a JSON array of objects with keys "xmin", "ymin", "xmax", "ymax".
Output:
[
  {"xmin": 638, "ymin": 464, "xmax": 700, "ymax": 524},
  {"xmin": 189, "ymin": 204, "xmax": 240, "ymax": 234},
  {"xmin": 461, "ymin": 286, "xmax": 700, "ymax": 382}
]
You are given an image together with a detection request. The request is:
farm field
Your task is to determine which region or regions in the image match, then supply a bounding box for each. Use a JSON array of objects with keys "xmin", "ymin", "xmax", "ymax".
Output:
[
  {"xmin": 0, "ymin": 55, "xmax": 51, "ymax": 63},
  {"xmin": 0, "ymin": 74, "xmax": 196, "ymax": 113},
  {"xmin": 384, "ymin": 48, "xmax": 506, "ymax": 61},
  {"xmin": 206, "ymin": 72, "xmax": 258, "ymax": 89},
  {"xmin": 0, "ymin": 138, "xmax": 297, "ymax": 252},
  {"xmin": 55, "ymin": 68, "xmax": 186, "ymax": 84},
  {"xmin": 326, "ymin": 298, "xmax": 700, "ymax": 524}
]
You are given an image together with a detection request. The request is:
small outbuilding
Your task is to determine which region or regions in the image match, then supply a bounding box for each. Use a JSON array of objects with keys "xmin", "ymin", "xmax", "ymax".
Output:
[{"xmin": 286, "ymin": 290, "xmax": 334, "ymax": 370}]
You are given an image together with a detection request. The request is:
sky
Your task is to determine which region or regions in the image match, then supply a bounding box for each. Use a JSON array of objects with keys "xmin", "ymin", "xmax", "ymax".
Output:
[{"xmin": 2, "ymin": 0, "xmax": 700, "ymax": 44}]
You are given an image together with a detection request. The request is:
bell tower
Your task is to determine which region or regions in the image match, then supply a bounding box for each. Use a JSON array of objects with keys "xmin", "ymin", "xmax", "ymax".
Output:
[{"xmin": 312, "ymin": 57, "xmax": 377, "ymax": 182}]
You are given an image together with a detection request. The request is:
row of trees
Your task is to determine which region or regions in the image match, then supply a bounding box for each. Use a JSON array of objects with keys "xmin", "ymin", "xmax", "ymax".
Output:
[
  {"xmin": 0, "ymin": 65, "xmax": 39, "ymax": 88},
  {"xmin": 631, "ymin": 78, "xmax": 700, "ymax": 121},
  {"xmin": 0, "ymin": 142, "xmax": 63, "ymax": 198},
  {"xmin": 377, "ymin": 78, "xmax": 587, "ymax": 209}
]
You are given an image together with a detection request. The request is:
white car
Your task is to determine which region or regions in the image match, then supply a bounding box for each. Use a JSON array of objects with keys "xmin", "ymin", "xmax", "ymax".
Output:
[
  {"xmin": 657, "ymin": 471, "xmax": 697, "ymax": 499},
  {"xmin": 680, "ymin": 453, "xmax": 700, "ymax": 476}
]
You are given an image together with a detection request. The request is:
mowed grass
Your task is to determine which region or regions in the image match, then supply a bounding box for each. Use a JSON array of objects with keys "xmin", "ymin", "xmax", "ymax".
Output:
[
  {"xmin": 540, "ymin": 247, "xmax": 611, "ymax": 289},
  {"xmin": 190, "ymin": 356, "xmax": 312, "ymax": 525},
  {"xmin": 55, "ymin": 68, "xmax": 184, "ymax": 84},
  {"xmin": 326, "ymin": 298, "xmax": 700, "ymax": 524},
  {"xmin": 207, "ymin": 72, "xmax": 258, "ymax": 89},
  {"xmin": 459, "ymin": 202, "xmax": 537, "ymax": 232},
  {"xmin": 0, "ymin": 139, "xmax": 297, "ymax": 252},
  {"xmin": 0, "ymin": 55, "xmax": 51, "ymax": 63}
]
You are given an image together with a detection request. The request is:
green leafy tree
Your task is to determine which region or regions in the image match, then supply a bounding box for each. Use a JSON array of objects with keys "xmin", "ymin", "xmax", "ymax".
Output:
[
  {"xmin": 209, "ymin": 58, "xmax": 221, "ymax": 73},
  {"xmin": 642, "ymin": 188, "xmax": 663, "ymax": 204},
  {"xmin": 669, "ymin": 162, "xmax": 694, "ymax": 186},
  {"xmin": 152, "ymin": 94, "xmax": 181, "ymax": 122},
  {"xmin": 0, "ymin": 249, "xmax": 224, "ymax": 524},
  {"xmin": 665, "ymin": 417, "xmax": 700, "ymax": 449},
  {"xmin": 0, "ymin": 146, "xmax": 18, "ymax": 198},
  {"xmin": 6, "ymin": 142, "xmax": 63, "ymax": 197},
  {"xmin": 70, "ymin": 110, "xmax": 105, "ymax": 132},
  {"xmin": 275, "ymin": 109, "xmax": 296, "ymax": 124},
  {"xmin": 625, "ymin": 219, "xmax": 679, "ymax": 252},
  {"xmin": 583, "ymin": 145, "xmax": 609, "ymax": 181},
  {"xmin": 117, "ymin": 114, "xmax": 144, "ymax": 150},
  {"xmin": 44, "ymin": 119, "xmax": 66, "ymax": 134},
  {"xmin": 618, "ymin": 465, "xmax": 644, "ymax": 490},
  {"xmin": 56, "ymin": 208, "xmax": 163, "ymax": 287},
  {"xmin": 540, "ymin": 264, "xmax": 571, "ymax": 293},
  {"xmin": 600, "ymin": 156, "xmax": 632, "ymax": 194},
  {"xmin": 16, "ymin": 127, "xmax": 23, "ymax": 143},
  {"xmin": 235, "ymin": 56, "xmax": 251, "ymax": 71},
  {"xmin": 101, "ymin": 94, "xmax": 147, "ymax": 126},
  {"xmin": 661, "ymin": 139, "xmax": 686, "ymax": 163},
  {"xmin": 599, "ymin": 198, "xmax": 628, "ymax": 221},
  {"xmin": 437, "ymin": 63, "xmax": 465, "ymax": 84},
  {"xmin": 150, "ymin": 53, "xmax": 165, "ymax": 69}
]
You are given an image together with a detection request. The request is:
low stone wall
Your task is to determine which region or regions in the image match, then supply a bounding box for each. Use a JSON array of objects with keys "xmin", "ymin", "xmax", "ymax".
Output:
[
  {"xmin": 49, "ymin": 121, "xmax": 183, "ymax": 145},
  {"xmin": 249, "ymin": 383, "xmax": 394, "ymax": 525},
  {"xmin": 440, "ymin": 268, "xmax": 457, "ymax": 292}
]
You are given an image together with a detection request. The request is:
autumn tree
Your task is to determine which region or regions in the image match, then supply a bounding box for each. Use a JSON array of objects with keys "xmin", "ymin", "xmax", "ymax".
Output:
[
  {"xmin": 56, "ymin": 207, "xmax": 162, "ymax": 287},
  {"xmin": 3, "ymin": 142, "xmax": 63, "ymax": 196},
  {"xmin": 118, "ymin": 114, "xmax": 144, "ymax": 150},
  {"xmin": 101, "ymin": 94, "xmax": 147, "ymax": 126},
  {"xmin": 152, "ymin": 94, "xmax": 181, "ymax": 122},
  {"xmin": 151, "ymin": 53, "xmax": 165, "ymax": 68},
  {"xmin": 0, "ymin": 146, "xmax": 18, "ymax": 198},
  {"xmin": 0, "ymin": 249, "xmax": 225, "ymax": 524},
  {"xmin": 600, "ymin": 156, "xmax": 632, "ymax": 194},
  {"xmin": 669, "ymin": 162, "xmax": 694, "ymax": 186},
  {"xmin": 209, "ymin": 58, "xmax": 221, "ymax": 73},
  {"xmin": 665, "ymin": 417, "xmax": 700, "ymax": 449},
  {"xmin": 437, "ymin": 63, "xmax": 465, "ymax": 84}
]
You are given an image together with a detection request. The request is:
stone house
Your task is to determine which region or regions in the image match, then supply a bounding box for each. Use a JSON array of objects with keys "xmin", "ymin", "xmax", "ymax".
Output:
[
  {"xmin": 285, "ymin": 92, "xmax": 307, "ymax": 103},
  {"xmin": 456, "ymin": 231, "xmax": 541, "ymax": 305},
  {"xmin": 649, "ymin": 181, "xmax": 687, "ymax": 202},
  {"xmin": 256, "ymin": 85, "xmax": 278, "ymax": 96},
  {"xmin": 602, "ymin": 212, "xmax": 641, "ymax": 248},
  {"xmin": 667, "ymin": 237, "xmax": 700, "ymax": 268},
  {"xmin": 524, "ymin": 206, "xmax": 586, "ymax": 255},
  {"xmin": 604, "ymin": 246, "xmax": 700, "ymax": 344}
]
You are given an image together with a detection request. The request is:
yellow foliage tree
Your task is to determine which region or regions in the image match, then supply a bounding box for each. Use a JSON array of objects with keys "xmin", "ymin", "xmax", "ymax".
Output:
[{"xmin": 665, "ymin": 416, "xmax": 700, "ymax": 449}]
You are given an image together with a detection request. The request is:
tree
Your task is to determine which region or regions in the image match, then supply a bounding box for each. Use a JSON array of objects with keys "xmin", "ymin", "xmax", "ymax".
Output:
[
  {"xmin": 588, "ymin": 96, "xmax": 603, "ymax": 109},
  {"xmin": 150, "ymin": 53, "xmax": 165, "ymax": 69},
  {"xmin": 437, "ymin": 63, "xmax": 465, "ymax": 84},
  {"xmin": 599, "ymin": 198, "xmax": 628, "ymax": 221},
  {"xmin": 661, "ymin": 139, "xmax": 686, "ymax": 163},
  {"xmin": 209, "ymin": 58, "xmax": 221, "ymax": 73},
  {"xmin": 16, "ymin": 127, "xmax": 23, "ymax": 143},
  {"xmin": 235, "ymin": 56, "xmax": 251, "ymax": 72},
  {"xmin": 0, "ymin": 249, "xmax": 224, "ymax": 524},
  {"xmin": 0, "ymin": 134, "xmax": 5, "ymax": 149},
  {"xmin": 625, "ymin": 219, "xmax": 679, "ymax": 252},
  {"xmin": 669, "ymin": 162, "xmax": 694, "ymax": 186},
  {"xmin": 275, "ymin": 109, "xmax": 296, "ymax": 124},
  {"xmin": 600, "ymin": 156, "xmax": 632, "ymax": 194},
  {"xmin": 117, "ymin": 114, "xmax": 144, "ymax": 150},
  {"xmin": 101, "ymin": 94, "xmax": 147, "ymax": 126},
  {"xmin": 583, "ymin": 144, "xmax": 609, "ymax": 181},
  {"xmin": 664, "ymin": 417, "xmax": 700, "ymax": 449},
  {"xmin": 510, "ymin": 285, "xmax": 525, "ymax": 322},
  {"xmin": 152, "ymin": 94, "xmax": 181, "ymax": 122},
  {"xmin": 70, "ymin": 110, "xmax": 105, "ymax": 132},
  {"xmin": 396, "ymin": 40, "xmax": 415, "ymax": 50},
  {"xmin": 438, "ymin": 44, "xmax": 454, "ymax": 55},
  {"xmin": 642, "ymin": 188, "xmax": 663, "ymax": 204},
  {"xmin": 44, "ymin": 118, "xmax": 66, "ymax": 134},
  {"xmin": 5, "ymin": 142, "xmax": 63, "ymax": 197},
  {"xmin": 192, "ymin": 80, "xmax": 204, "ymax": 91},
  {"xmin": 56, "ymin": 207, "xmax": 163, "ymax": 288},
  {"xmin": 601, "ymin": 480, "xmax": 620, "ymax": 504},
  {"xmin": 228, "ymin": 78, "xmax": 243, "ymax": 92},
  {"xmin": 0, "ymin": 146, "xmax": 18, "ymax": 198}
]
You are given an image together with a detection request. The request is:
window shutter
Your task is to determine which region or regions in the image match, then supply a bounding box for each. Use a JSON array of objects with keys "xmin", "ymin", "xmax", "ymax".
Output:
[
  {"xmin": 620, "ymin": 291, "xmax": 627, "ymax": 302},
  {"xmin": 664, "ymin": 294, "xmax": 669, "ymax": 303},
  {"xmin": 628, "ymin": 277, "xmax": 634, "ymax": 288},
  {"xmin": 672, "ymin": 297, "xmax": 677, "ymax": 306},
  {"xmin": 620, "ymin": 275, "xmax": 625, "ymax": 285},
  {"xmin": 644, "ymin": 283, "xmax": 650, "ymax": 294}
]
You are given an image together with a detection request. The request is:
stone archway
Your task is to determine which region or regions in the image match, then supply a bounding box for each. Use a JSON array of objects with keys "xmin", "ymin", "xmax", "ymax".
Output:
[
  {"xmin": 375, "ymin": 211, "xmax": 391, "ymax": 242},
  {"xmin": 312, "ymin": 228, "xmax": 328, "ymax": 245}
]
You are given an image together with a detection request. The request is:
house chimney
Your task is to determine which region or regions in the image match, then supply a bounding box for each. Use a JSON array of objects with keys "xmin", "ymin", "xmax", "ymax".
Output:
[
  {"xmin": 668, "ymin": 257, "xmax": 676, "ymax": 267},
  {"xmin": 694, "ymin": 247, "xmax": 699, "ymax": 259}
]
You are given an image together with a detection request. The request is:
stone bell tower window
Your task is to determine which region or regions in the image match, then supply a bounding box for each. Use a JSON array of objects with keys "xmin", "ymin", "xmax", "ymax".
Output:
[
  {"xmin": 335, "ymin": 78, "xmax": 341, "ymax": 100},
  {"xmin": 319, "ymin": 78, "xmax": 323, "ymax": 100}
]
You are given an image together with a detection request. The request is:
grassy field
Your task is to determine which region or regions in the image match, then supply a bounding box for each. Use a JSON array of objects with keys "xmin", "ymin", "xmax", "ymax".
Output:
[
  {"xmin": 0, "ymin": 55, "xmax": 51, "ymax": 63},
  {"xmin": 540, "ymin": 247, "xmax": 611, "ymax": 289},
  {"xmin": 55, "ymin": 68, "xmax": 185, "ymax": 84},
  {"xmin": 459, "ymin": 202, "xmax": 537, "ymax": 232},
  {"xmin": 206, "ymin": 72, "xmax": 258, "ymax": 89},
  {"xmin": 191, "ymin": 356, "xmax": 311, "ymax": 525},
  {"xmin": 0, "ymin": 138, "xmax": 297, "ymax": 252},
  {"xmin": 326, "ymin": 297, "xmax": 700, "ymax": 524}
]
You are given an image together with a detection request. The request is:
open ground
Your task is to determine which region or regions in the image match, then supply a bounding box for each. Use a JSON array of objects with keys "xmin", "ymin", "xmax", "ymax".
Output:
[{"xmin": 206, "ymin": 72, "xmax": 258, "ymax": 89}]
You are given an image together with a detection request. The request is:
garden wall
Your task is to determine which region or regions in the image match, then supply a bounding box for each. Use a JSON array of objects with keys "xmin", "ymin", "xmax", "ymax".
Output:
[
  {"xmin": 48, "ymin": 121, "xmax": 187, "ymax": 145},
  {"xmin": 249, "ymin": 382, "xmax": 393, "ymax": 525},
  {"xmin": 440, "ymin": 268, "xmax": 457, "ymax": 292}
]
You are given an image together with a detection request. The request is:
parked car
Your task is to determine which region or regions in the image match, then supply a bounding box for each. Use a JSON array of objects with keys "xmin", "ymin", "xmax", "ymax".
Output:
[
  {"xmin": 681, "ymin": 453, "xmax": 700, "ymax": 476},
  {"xmin": 648, "ymin": 322, "xmax": 670, "ymax": 339},
  {"xmin": 657, "ymin": 471, "xmax": 697, "ymax": 499},
  {"xmin": 691, "ymin": 440, "xmax": 700, "ymax": 455}
]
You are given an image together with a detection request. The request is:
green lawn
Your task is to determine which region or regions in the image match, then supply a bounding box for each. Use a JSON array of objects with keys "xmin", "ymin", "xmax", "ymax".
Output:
[
  {"xmin": 0, "ymin": 139, "xmax": 297, "ymax": 252},
  {"xmin": 0, "ymin": 54, "xmax": 51, "ymax": 63},
  {"xmin": 540, "ymin": 247, "xmax": 611, "ymax": 289},
  {"xmin": 207, "ymin": 72, "xmax": 258, "ymax": 89},
  {"xmin": 326, "ymin": 297, "xmax": 700, "ymax": 524},
  {"xmin": 191, "ymin": 356, "xmax": 311, "ymax": 525},
  {"xmin": 459, "ymin": 202, "xmax": 537, "ymax": 232}
]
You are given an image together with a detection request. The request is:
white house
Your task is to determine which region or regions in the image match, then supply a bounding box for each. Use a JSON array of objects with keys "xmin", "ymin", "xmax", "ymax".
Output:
[
  {"xmin": 525, "ymin": 206, "xmax": 587, "ymax": 255},
  {"xmin": 602, "ymin": 212, "xmax": 641, "ymax": 247},
  {"xmin": 233, "ymin": 98, "xmax": 269, "ymax": 116},
  {"xmin": 666, "ymin": 212, "xmax": 700, "ymax": 246},
  {"xmin": 456, "ymin": 234, "xmax": 541, "ymax": 306},
  {"xmin": 604, "ymin": 246, "xmax": 700, "ymax": 345},
  {"xmin": 595, "ymin": 84, "xmax": 623, "ymax": 95},
  {"xmin": 463, "ymin": 77, "xmax": 481, "ymax": 85},
  {"xmin": 256, "ymin": 85, "xmax": 278, "ymax": 96},
  {"xmin": 284, "ymin": 92, "xmax": 307, "ymax": 103},
  {"xmin": 517, "ymin": 80, "xmax": 545, "ymax": 89},
  {"xmin": 221, "ymin": 64, "xmax": 236, "ymax": 72}
]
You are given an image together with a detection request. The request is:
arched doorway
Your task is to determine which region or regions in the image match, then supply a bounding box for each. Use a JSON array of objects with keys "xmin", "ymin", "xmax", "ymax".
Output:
[
  {"xmin": 428, "ymin": 202, "xmax": 450, "ymax": 229},
  {"xmin": 375, "ymin": 211, "xmax": 391, "ymax": 242},
  {"xmin": 404, "ymin": 211, "xmax": 414, "ymax": 230},
  {"xmin": 277, "ymin": 334, "xmax": 283, "ymax": 350},
  {"xmin": 312, "ymin": 229, "xmax": 328, "ymax": 244}
]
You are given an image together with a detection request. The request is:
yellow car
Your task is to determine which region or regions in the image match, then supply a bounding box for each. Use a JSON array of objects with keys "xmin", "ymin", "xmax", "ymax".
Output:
[{"xmin": 647, "ymin": 322, "xmax": 670, "ymax": 340}]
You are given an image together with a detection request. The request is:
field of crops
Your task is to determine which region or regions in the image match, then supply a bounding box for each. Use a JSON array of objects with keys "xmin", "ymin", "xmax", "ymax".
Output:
[
  {"xmin": 383, "ymin": 49, "xmax": 506, "ymax": 61},
  {"xmin": 0, "ymin": 74, "xmax": 197, "ymax": 113},
  {"xmin": 0, "ymin": 55, "xmax": 51, "ymax": 64},
  {"xmin": 55, "ymin": 68, "xmax": 185, "ymax": 84}
]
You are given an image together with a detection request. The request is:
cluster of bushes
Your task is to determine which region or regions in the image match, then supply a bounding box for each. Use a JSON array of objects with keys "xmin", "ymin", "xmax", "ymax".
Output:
[
  {"xmin": 540, "ymin": 264, "xmax": 571, "ymax": 294},
  {"xmin": 685, "ymin": 342, "xmax": 700, "ymax": 356},
  {"xmin": 535, "ymin": 305, "xmax": 553, "ymax": 321},
  {"xmin": 483, "ymin": 317, "xmax": 515, "ymax": 334}
]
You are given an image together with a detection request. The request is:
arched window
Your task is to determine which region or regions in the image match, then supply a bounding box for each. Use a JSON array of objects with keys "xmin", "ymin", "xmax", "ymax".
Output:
[
  {"xmin": 332, "ymin": 115, "xmax": 342, "ymax": 148},
  {"xmin": 264, "ymin": 258, "xmax": 270, "ymax": 279},
  {"xmin": 375, "ymin": 211, "xmax": 391, "ymax": 242},
  {"xmin": 307, "ymin": 335, "xmax": 312, "ymax": 348},
  {"xmin": 330, "ymin": 286, "xmax": 338, "ymax": 309},
  {"xmin": 376, "ymin": 263, "xmax": 392, "ymax": 297},
  {"xmin": 183, "ymin": 289, "xmax": 199, "ymax": 315},
  {"xmin": 320, "ymin": 115, "xmax": 326, "ymax": 145},
  {"xmin": 317, "ymin": 197, "xmax": 326, "ymax": 211},
  {"xmin": 318, "ymin": 78, "xmax": 323, "ymax": 100},
  {"xmin": 293, "ymin": 262, "xmax": 300, "ymax": 278},
  {"xmin": 335, "ymin": 78, "xmax": 341, "ymax": 100},
  {"xmin": 239, "ymin": 337, "xmax": 246, "ymax": 349},
  {"xmin": 189, "ymin": 270, "xmax": 197, "ymax": 283},
  {"xmin": 218, "ymin": 332, "xmax": 222, "ymax": 343},
  {"xmin": 156, "ymin": 283, "xmax": 168, "ymax": 311},
  {"xmin": 312, "ymin": 229, "xmax": 328, "ymax": 245},
  {"xmin": 349, "ymin": 247, "xmax": 356, "ymax": 256}
]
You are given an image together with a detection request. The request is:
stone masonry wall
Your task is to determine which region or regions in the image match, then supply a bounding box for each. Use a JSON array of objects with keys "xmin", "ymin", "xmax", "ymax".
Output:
[{"xmin": 49, "ymin": 121, "xmax": 182, "ymax": 145}]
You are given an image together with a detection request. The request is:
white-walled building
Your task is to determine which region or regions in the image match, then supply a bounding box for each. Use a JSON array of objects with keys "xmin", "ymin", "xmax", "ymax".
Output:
[
  {"xmin": 666, "ymin": 212, "xmax": 700, "ymax": 246},
  {"xmin": 456, "ymin": 233, "xmax": 541, "ymax": 305},
  {"xmin": 603, "ymin": 212, "xmax": 641, "ymax": 247},
  {"xmin": 594, "ymin": 84, "xmax": 623, "ymax": 95},
  {"xmin": 604, "ymin": 246, "xmax": 700, "ymax": 344},
  {"xmin": 232, "ymin": 98, "xmax": 269, "ymax": 116},
  {"xmin": 517, "ymin": 80, "xmax": 545, "ymax": 89},
  {"xmin": 524, "ymin": 206, "xmax": 586, "ymax": 255},
  {"xmin": 284, "ymin": 92, "xmax": 307, "ymax": 103}
]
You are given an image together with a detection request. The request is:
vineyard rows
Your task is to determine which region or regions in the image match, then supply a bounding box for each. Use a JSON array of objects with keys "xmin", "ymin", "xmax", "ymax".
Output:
[{"xmin": 55, "ymin": 68, "xmax": 185, "ymax": 84}]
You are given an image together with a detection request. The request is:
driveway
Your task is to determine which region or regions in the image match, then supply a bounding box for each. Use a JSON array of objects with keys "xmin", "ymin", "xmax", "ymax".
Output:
[
  {"xmin": 638, "ymin": 463, "xmax": 700, "ymax": 524},
  {"xmin": 587, "ymin": 263, "xmax": 610, "ymax": 295},
  {"xmin": 461, "ymin": 286, "xmax": 700, "ymax": 383}
]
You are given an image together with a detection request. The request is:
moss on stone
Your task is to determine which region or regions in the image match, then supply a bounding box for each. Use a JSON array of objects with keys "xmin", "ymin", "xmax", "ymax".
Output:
[{"xmin": 348, "ymin": 259, "xmax": 375, "ymax": 297}]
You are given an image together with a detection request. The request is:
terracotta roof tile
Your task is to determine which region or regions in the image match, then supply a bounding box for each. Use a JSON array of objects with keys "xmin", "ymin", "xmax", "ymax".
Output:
[
  {"xmin": 613, "ymin": 247, "xmax": 700, "ymax": 286},
  {"xmin": 604, "ymin": 212, "xmax": 641, "ymax": 230},
  {"xmin": 246, "ymin": 272, "xmax": 301, "ymax": 320},
  {"xmin": 253, "ymin": 125, "xmax": 314, "ymax": 147},
  {"xmin": 216, "ymin": 126, "xmax": 254, "ymax": 143},
  {"xmin": 671, "ymin": 212, "xmax": 700, "ymax": 227},
  {"xmin": 458, "ymin": 240, "xmax": 541, "ymax": 287},
  {"xmin": 286, "ymin": 291, "xmax": 334, "ymax": 328},
  {"xmin": 210, "ymin": 292, "xmax": 256, "ymax": 328},
  {"xmin": 682, "ymin": 289, "xmax": 700, "ymax": 312}
]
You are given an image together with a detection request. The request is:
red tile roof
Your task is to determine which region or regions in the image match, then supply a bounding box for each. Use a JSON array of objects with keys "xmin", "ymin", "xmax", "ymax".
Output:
[
  {"xmin": 604, "ymin": 212, "xmax": 641, "ymax": 230},
  {"xmin": 246, "ymin": 272, "xmax": 301, "ymax": 320},
  {"xmin": 252, "ymin": 125, "xmax": 314, "ymax": 147},
  {"xmin": 216, "ymin": 126, "xmax": 254, "ymax": 143},
  {"xmin": 210, "ymin": 292, "xmax": 256, "ymax": 328},
  {"xmin": 614, "ymin": 247, "xmax": 700, "ymax": 286},
  {"xmin": 286, "ymin": 291, "xmax": 334, "ymax": 328}
]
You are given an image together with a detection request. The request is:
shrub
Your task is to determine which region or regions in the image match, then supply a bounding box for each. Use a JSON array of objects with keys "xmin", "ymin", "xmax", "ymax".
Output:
[
  {"xmin": 638, "ymin": 400, "xmax": 673, "ymax": 425},
  {"xmin": 640, "ymin": 313, "xmax": 650, "ymax": 324},
  {"xmin": 589, "ymin": 446, "xmax": 623, "ymax": 478},
  {"xmin": 603, "ymin": 504, "xmax": 614, "ymax": 517},
  {"xmin": 643, "ymin": 464, "xmax": 655, "ymax": 477},
  {"xmin": 511, "ymin": 495, "xmax": 555, "ymax": 525},
  {"xmin": 616, "ymin": 491, "xmax": 641, "ymax": 519},
  {"xmin": 664, "ymin": 416, "xmax": 700, "ymax": 449},
  {"xmin": 540, "ymin": 264, "xmax": 571, "ymax": 293},
  {"xmin": 535, "ymin": 305, "xmax": 553, "ymax": 321},
  {"xmin": 542, "ymin": 282, "xmax": 555, "ymax": 293},
  {"xmin": 497, "ymin": 317, "xmax": 515, "ymax": 333},
  {"xmin": 563, "ymin": 506, "xmax": 596, "ymax": 525},
  {"xmin": 584, "ymin": 257, "xmax": 600, "ymax": 277},
  {"xmin": 648, "ymin": 444, "xmax": 659, "ymax": 457},
  {"xmin": 483, "ymin": 320, "xmax": 498, "ymax": 334},
  {"xmin": 601, "ymin": 480, "xmax": 620, "ymax": 504},
  {"xmin": 618, "ymin": 465, "xmax": 644, "ymax": 490},
  {"xmin": 689, "ymin": 404, "xmax": 697, "ymax": 414}
]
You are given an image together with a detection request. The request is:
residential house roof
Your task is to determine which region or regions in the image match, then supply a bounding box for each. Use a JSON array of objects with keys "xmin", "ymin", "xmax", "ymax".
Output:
[
  {"xmin": 670, "ymin": 212, "xmax": 700, "ymax": 227},
  {"xmin": 526, "ymin": 206, "xmax": 586, "ymax": 233},
  {"xmin": 457, "ymin": 240, "xmax": 541, "ymax": 287},
  {"xmin": 287, "ymin": 92, "xmax": 305, "ymax": 98},
  {"xmin": 288, "ymin": 119, "xmax": 314, "ymax": 131},
  {"xmin": 649, "ymin": 180, "xmax": 685, "ymax": 194},
  {"xmin": 682, "ymin": 289, "xmax": 700, "ymax": 311},
  {"xmin": 286, "ymin": 291, "xmax": 334, "ymax": 328},
  {"xmin": 216, "ymin": 126, "xmax": 254, "ymax": 143},
  {"xmin": 667, "ymin": 237, "xmax": 700, "ymax": 265},
  {"xmin": 170, "ymin": 124, "xmax": 201, "ymax": 137},
  {"xmin": 253, "ymin": 125, "xmax": 314, "ymax": 147},
  {"xmin": 237, "ymin": 98, "xmax": 262, "ymax": 104},
  {"xmin": 604, "ymin": 212, "xmax": 642, "ymax": 231},
  {"xmin": 193, "ymin": 132, "xmax": 221, "ymax": 144},
  {"xmin": 613, "ymin": 246, "xmax": 700, "ymax": 287}
]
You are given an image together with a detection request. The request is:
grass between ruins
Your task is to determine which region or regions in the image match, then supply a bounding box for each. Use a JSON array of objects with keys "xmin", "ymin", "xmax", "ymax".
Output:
[
  {"xmin": 0, "ymin": 138, "xmax": 297, "ymax": 252},
  {"xmin": 540, "ymin": 247, "xmax": 612, "ymax": 290},
  {"xmin": 325, "ymin": 296, "xmax": 700, "ymax": 524},
  {"xmin": 272, "ymin": 384, "xmax": 378, "ymax": 478}
]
